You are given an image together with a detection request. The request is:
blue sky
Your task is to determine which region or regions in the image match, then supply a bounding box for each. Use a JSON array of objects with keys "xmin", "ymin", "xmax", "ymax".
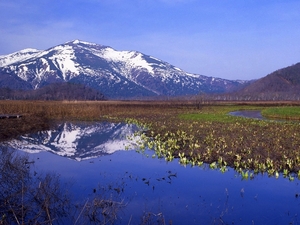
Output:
[{"xmin": 1, "ymin": 0, "xmax": 300, "ymax": 80}]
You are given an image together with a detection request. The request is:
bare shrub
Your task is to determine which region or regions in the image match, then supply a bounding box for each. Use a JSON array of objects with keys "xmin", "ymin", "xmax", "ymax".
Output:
[
  {"xmin": 0, "ymin": 148, "xmax": 70, "ymax": 224},
  {"xmin": 0, "ymin": 148, "xmax": 126, "ymax": 225}
]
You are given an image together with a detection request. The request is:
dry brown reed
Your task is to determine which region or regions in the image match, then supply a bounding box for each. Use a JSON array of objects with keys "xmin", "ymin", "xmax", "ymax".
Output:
[
  {"xmin": 0, "ymin": 100, "xmax": 194, "ymax": 120},
  {"xmin": 0, "ymin": 100, "xmax": 193, "ymax": 141}
]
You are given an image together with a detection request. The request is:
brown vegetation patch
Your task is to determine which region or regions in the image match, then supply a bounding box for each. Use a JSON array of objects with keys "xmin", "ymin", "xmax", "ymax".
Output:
[{"xmin": 0, "ymin": 114, "xmax": 50, "ymax": 142}]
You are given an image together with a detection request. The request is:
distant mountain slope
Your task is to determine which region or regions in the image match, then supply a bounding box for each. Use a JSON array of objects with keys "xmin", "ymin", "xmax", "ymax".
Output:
[
  {"xmin": 242, "ymin": 63, "xmax": 300, "ymax": 92},
  {"xmin": 237, "ymin": 63, "xmax": 300, "ymax": 100},
  {"xmin": 0, "ymin": 72, "xmax": 32, "ymax": 90},
  {"xmin": 0, "ymin": 40, "xmax": 249, "ymax": 99}
]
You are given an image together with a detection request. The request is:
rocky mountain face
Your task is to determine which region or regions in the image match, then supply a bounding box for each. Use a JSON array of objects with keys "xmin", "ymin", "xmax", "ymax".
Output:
[
  {"xmin": 7, "ymin": 121, "xmax": 142, "ymax": 161},
  {"xmin": 0, "ymin": 40, "xmax": 248, "ymax": 99}
]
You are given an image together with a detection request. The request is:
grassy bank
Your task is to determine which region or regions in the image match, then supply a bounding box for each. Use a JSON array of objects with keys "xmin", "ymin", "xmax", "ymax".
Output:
[
  {"xmin": 262, "ymin": 106, "xmax": 300, "ymax": 120},
  {"xmin": 1, "ymin": 100, "xmax": 300, "ymax": 179}
]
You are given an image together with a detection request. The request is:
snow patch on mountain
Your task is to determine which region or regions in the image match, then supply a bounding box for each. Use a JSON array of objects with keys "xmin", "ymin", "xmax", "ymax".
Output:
[
  {"xmin": 69, "ymin": 39, "xmax": 97, "ymax": 46},
  {"xmin": 0, "ymin": 48, "xmax": 41, "ymax": 67},
  {"xmin": 48, "ymin": 45, "xmax": 79, "ymax": 79},
  {"xmin": 97, "ymin": 48, "xmax": 154, "ymax": 74}
]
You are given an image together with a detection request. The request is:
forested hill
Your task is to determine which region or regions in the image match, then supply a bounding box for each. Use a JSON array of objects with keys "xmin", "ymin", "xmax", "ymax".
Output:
[{"xmin": 233, "ymin": 63, "xmax": 300, "ymax": 100}]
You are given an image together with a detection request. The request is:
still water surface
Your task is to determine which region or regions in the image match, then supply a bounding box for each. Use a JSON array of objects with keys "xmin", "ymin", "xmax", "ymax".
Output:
[
  {"xmin": 6, "ymin": 121, "xmax": 300, "ymax": 224},
  {"xmin": 228, "ymin": 110, "xmax": 265, "ymax": 120}
]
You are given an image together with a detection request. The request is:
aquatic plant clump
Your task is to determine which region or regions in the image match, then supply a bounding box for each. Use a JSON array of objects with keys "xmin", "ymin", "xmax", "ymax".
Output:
[
  {"xmin": 128, "ymin": 106, "xmax": 300, "ymax": 180},
  {"xmin": 141, "ymin": 121, "xmax": 300, "ymax": 177}
]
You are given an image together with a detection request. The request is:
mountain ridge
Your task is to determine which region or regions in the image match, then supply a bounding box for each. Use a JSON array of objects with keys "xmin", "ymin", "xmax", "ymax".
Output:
[{"xmin": 0, "ymin": 40, "xmax": 250, "ymax": 99}]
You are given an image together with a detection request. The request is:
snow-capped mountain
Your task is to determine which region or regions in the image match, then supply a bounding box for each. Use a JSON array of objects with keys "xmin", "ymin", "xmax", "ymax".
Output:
[
  {"xmin": 0, "ymin": 40, "xmax": 249, "ymax": 98},
  {"xmin": 7, "ymin": 121, "xmax": 142, "ymax": 161}
]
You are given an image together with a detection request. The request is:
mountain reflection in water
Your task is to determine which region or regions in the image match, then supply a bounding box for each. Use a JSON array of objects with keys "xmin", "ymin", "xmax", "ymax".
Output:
[
  {"xmin": 5, "ymin": 121, "xmax": 300, "ymax": 224},
  {"xmin": 7, "ymin": 122, "xmax": 141, "ymax": 161}
]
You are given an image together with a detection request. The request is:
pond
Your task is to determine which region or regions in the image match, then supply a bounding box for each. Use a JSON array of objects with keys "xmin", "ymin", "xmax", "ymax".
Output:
[
  {"xmin": 228, "ymin": 110, "xmax": 265, "ymax": 120},
  {"xmin": 4, "ymin": 121, "xmax": 300, "ymax": 224}
]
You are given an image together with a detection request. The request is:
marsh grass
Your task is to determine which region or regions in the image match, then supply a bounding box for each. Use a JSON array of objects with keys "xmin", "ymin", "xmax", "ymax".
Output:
[
  {"xmin": 179, "ymin": 112, "xmax": 242, "ymax": 123},
  {"xmin": 179, "ymin": 104, "xmax": 266, "ymax": 122},
  {"xmin": 262, "ymin": 106, "xmax": 300, "ymax": 120}
]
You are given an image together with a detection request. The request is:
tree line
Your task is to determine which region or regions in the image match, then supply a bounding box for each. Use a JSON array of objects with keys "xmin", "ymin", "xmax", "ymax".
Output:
[{"xmin": 0, "ymin": 83, "xmax": 106, "ymax": 101}]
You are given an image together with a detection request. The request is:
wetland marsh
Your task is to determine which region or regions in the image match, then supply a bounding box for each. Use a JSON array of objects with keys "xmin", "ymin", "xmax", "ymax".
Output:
[{"xmin": 1, "ymin": 100, "xmax": 300, "ymax": 224}]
